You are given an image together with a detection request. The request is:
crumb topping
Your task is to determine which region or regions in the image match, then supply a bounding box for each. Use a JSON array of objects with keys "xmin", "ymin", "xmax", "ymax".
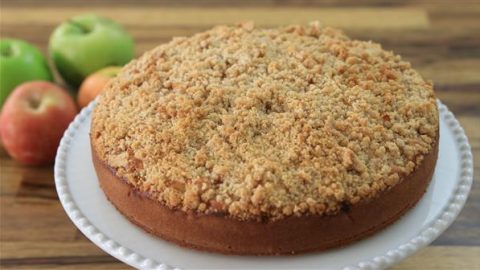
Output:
[{"xmin": 91, "ymin": 22, "xmax": 438, "ymax": 221}]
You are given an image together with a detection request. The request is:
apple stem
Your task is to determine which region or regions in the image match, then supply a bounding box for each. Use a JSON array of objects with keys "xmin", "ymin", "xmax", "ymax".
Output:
[
  {"xmin": 27, "ymin": 95, "xmax": 42, "ymax": 110},
  {"xmin": 68, "ymin": 20, "xmax": 90, "ymax": 34},
  {"xmin": 0, "ymin": 44, "xmax": 13, "ymax": 57}
]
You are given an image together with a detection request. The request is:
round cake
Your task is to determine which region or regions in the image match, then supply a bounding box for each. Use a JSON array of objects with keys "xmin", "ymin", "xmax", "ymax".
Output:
[{"xmin": 90, "ymin": 22, "xmax": 439, "ymax": 255}]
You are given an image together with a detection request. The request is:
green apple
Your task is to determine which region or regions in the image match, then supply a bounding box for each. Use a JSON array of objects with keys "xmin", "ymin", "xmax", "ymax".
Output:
[
  {"xmin": 49, "ymin": 14, "xmax": 134, "ymax": 87},
  {"xmin": 0, "ymin": 39, "xmax": 53, "ymax": 107}
]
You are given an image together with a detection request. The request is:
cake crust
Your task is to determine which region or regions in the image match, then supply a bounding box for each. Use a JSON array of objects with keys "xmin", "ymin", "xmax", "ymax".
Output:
[{"xmin": 91, "ymin": 23, "xmax": 439, "ymax": 222}]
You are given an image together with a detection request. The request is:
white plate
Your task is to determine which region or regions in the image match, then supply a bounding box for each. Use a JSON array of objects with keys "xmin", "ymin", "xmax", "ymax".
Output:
[{"xmin": 55, "ymin": 100, "xmax": 473, "ymax": 270}]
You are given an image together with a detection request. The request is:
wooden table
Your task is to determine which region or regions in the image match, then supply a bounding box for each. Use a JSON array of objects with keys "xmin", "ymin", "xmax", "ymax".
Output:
[{"xmin": 1, "ymin": 0, "xmax": 479, "ymax": 269}]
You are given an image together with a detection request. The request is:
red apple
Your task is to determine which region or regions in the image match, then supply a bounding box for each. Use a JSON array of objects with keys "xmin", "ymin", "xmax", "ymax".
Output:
[
  {"xmin": 0, "ymin": 81, "xmax": 77, "ymax": 165},
  {"xmin": 77, "ymin": 66, "xmax": 121, "ymax": 109}
]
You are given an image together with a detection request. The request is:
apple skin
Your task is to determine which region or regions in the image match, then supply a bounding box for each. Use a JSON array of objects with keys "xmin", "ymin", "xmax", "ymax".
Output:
[
  {"xmin": 77, "ymin": 66, "xmax": 121, "ymax": 108},
  {"xmin": 0, "ymin": 39, "xmax": 53, "ymax": 108},
  {"xmin": 49, "ymin": 14, "xmax": 134, "ymax": 87},
  {"xmin": 0, "ymin": 81, "xmax": 77, "ymax": 165}
]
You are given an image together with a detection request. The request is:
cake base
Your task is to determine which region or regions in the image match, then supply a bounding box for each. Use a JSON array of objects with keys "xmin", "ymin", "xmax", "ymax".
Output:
[{"xmin": 91, "ymin": 139, "xmax": 438, "ymax": 255}]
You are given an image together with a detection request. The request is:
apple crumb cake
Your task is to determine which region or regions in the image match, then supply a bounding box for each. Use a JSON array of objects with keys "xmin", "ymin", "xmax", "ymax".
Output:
[{"xmin": 91, "ymin": 22, "xmax": 439, "ymax": 255}]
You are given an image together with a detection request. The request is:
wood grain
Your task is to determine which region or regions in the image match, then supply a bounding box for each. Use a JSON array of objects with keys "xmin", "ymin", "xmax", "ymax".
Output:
[
  {"xmin": 0, "ymin": 0, "xmax": 479, "ymax": 269},
  {"xmin": 0, "ymin": 7, "xmax": 430, "ymax": 29}
]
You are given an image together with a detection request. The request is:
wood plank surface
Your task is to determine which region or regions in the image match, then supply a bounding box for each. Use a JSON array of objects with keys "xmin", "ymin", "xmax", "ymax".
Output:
[
  {"xmin": 0, "ymin": 7, "xmax": 430, "ymax": 29},
  {"xmin": 0, "ymin": 0, "xmax": 479, "ymax": 269}
]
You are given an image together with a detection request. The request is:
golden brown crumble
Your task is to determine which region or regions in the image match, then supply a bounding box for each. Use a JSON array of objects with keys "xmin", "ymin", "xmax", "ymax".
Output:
[{"xmin": 91, "ymin": 22, "xmax": 438, "ymax": 221}]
